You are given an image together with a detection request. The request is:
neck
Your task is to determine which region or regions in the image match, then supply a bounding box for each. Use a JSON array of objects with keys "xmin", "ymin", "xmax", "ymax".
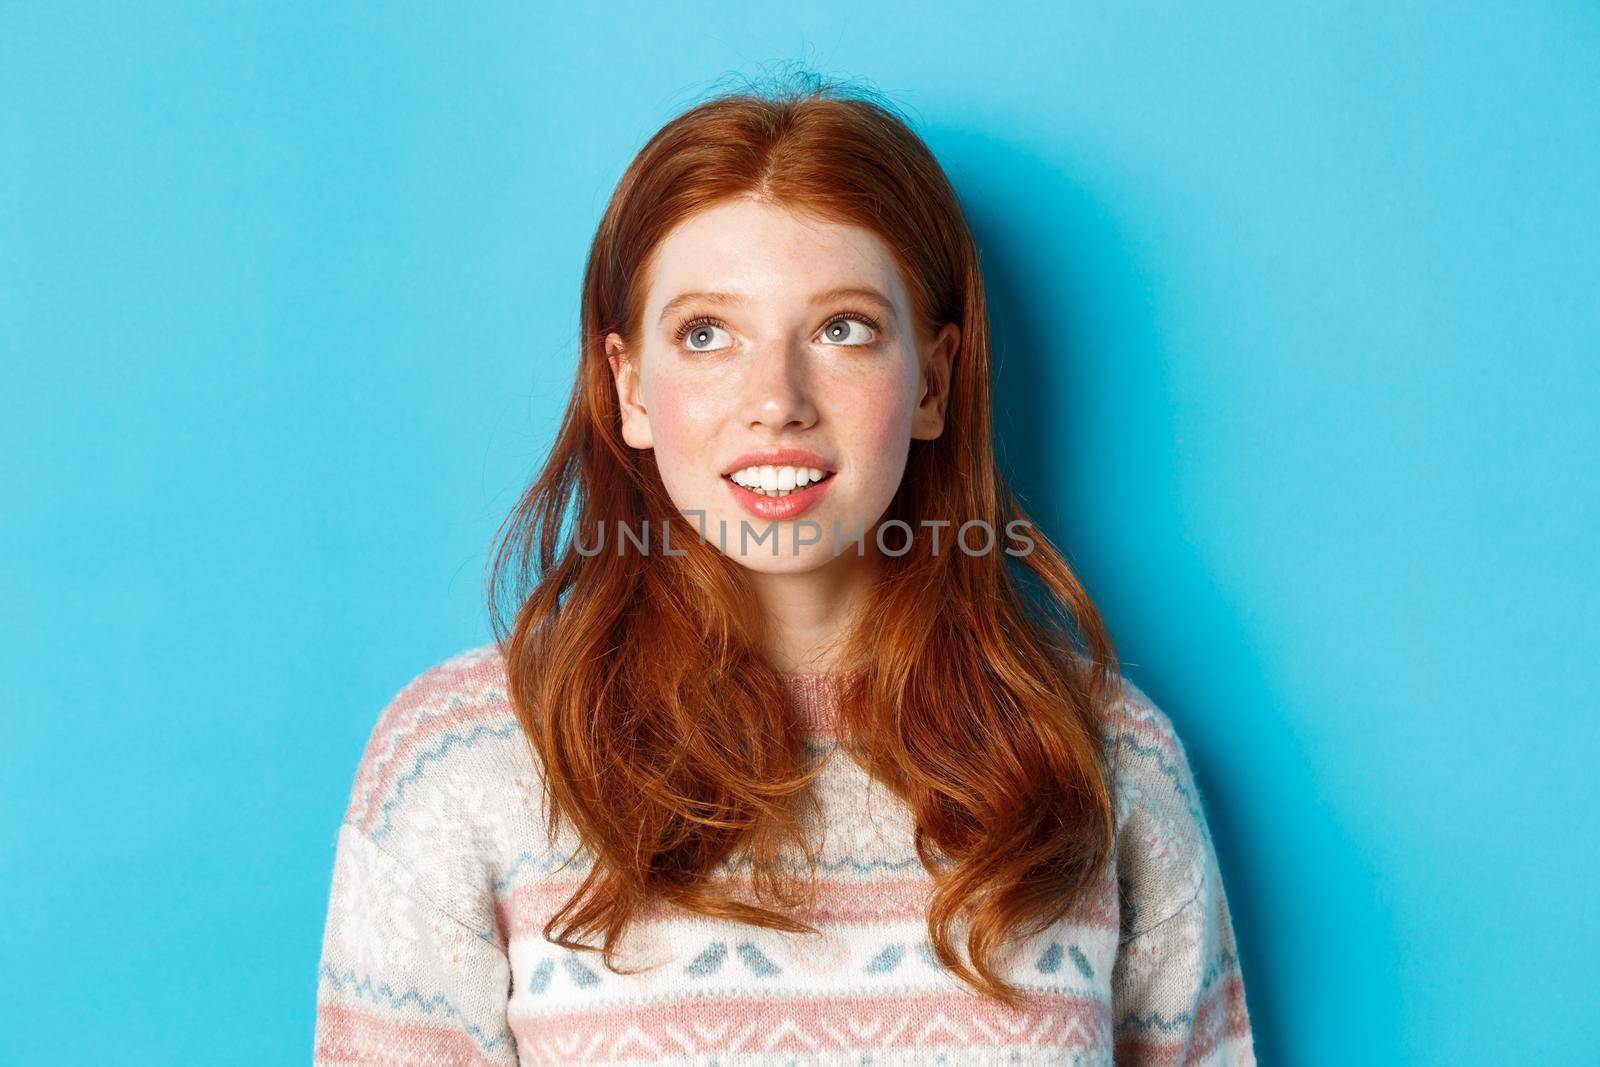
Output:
[{"xmin": 747, "ymin": 545, "xmax": 881, "ymax": 673}]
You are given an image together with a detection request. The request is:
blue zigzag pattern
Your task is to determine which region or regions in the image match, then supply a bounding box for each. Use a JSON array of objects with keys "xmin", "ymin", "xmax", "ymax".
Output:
[
  {"xmin": 1111, "ymin": 946, "xmax": 1242, "ymax": 1034},
  {"xmin": 493, "ymin": 846, "xmax": 926, "ymax": 893},
  {"xmin": 357, "ymin": 684, "xmax": 503, "ymax": 811},
  {"xmin": 1114, "ymin": 733, "xmax": 1210, "ymax": 844},
  {"xmin": 369, "ymin": 721, "xmax": 522, "ymax": 843},
  {"xmin": 1115, "ymin": 1007, "xmax": 1194, "ymax": 1034},
  {"xmin": 318, "ymin": 963, "xmax": 514, "ymax": 1054}
]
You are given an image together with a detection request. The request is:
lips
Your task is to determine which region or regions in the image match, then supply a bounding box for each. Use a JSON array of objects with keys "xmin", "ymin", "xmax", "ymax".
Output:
[
  {"xmin": 719, "ymin": 446, "xmax": 836, "ymax": 478},
  {"xmin": 722, "ymin": 468, "xmax": 835, "ymax": 521}
]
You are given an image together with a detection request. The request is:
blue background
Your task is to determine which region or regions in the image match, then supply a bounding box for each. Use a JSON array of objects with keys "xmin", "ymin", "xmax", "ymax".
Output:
[{"xmin": 3, "ymin": 4, "xmax": 1596, "ymax": 1064}]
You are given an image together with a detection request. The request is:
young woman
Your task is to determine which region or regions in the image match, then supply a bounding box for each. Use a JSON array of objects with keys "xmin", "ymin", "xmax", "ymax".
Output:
[{"xmin": 314, "ymin": 76, "xmax": 1255, "ymax": 1066}]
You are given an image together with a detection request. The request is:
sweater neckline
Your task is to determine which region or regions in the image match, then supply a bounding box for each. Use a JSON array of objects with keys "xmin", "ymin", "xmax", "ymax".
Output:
[{"xmin": 775, "ymin": 670, "xmax": 842, "ymax": 735}]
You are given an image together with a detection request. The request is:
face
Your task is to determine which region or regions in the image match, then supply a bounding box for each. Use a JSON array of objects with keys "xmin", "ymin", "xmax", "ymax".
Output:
[{"xmin": 606, "ymin": 195, "xmax": 958, "ymax": 573}]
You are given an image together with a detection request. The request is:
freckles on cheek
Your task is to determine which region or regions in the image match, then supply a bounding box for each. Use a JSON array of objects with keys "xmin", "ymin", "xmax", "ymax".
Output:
[
  {"xmin": 639, "ymin": 386, "xmax": 716, "ymax": 478},
  {"xmin": 847, "ymin": 376, "xmax": 918, "ymax": 452},
  {"xmin": 647, "ymin": 402, "xmax": 691, "ymax": 463}
]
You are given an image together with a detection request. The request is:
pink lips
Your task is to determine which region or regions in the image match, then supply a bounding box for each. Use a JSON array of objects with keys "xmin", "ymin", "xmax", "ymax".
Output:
[
  {"xmin": 723, "ymin": 470, "xmax": 834, "ymax": 520},
  {"xmin": 719, "ymin": 446, "xmax": 838, "ymax": 522},
  {"xmin": 719, "ymin": 446, "xmax": 836, "ymax": 478}
]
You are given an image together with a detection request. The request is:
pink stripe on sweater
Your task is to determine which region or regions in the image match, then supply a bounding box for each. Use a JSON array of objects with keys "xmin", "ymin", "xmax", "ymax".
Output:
[
  {"xmin": 315, "ymin": 1002, "xmax": 508, "ymax": 1067},
  {"xmin": 347, "ymin": 662, "xmax": 499, "ymax": 824},
  {"xmin": 353, "ymin": 700, "xmax": 512, "ymax": 833},
  {"xmin": 509, "ymin": 986, "xmax": 1110, "ymax": 1065},
  {"xmin": 1111, "ymin": 972, "xmax": 1252, "ymax": 1066}
]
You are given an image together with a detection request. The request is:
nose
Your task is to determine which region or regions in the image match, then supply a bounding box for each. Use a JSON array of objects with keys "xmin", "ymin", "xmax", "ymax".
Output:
[{"xmin": 742, "ymin": 335, "xmax": 818, "ymax": 432}]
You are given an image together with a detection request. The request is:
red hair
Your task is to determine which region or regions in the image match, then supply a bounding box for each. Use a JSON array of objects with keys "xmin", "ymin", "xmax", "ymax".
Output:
[{"xmin": 486, "ymin": 72, "xmax": 1124, "ymax": 1009}]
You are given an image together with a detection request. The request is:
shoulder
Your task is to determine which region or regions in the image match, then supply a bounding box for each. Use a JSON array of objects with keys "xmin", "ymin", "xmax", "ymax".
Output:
[
  {"xmin": 333, "ymin": 643, "xmax": 544, "ymax": 916},
  {"xmin": 338, "ymin": 642, "xmax": 525, "ymax": 834},
  {"xmin": 1097, "ymin": 673, "xmax": 1219, "ymax": 939}
]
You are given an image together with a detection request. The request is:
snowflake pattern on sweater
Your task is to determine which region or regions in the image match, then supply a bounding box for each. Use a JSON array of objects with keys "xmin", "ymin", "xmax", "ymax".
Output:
[{"xmin": 313, "ymin": 643, "xmax": 1255, "ymax": 1065}]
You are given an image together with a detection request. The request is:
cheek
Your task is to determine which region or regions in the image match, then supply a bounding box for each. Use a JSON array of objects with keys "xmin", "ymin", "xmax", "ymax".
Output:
[
  {"xmin": 639, "ymin": 365, "xmax": 717, "ymax": 477},
  {"xmin": 852, "ymin": 380, "xmax": 916, "ymax": 444},
  {"xmin": 836, "ymin": 369, "xmax": 919, "ymax": 488}
]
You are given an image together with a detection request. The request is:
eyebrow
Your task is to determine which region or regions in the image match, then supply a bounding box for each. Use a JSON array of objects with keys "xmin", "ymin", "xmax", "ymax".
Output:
[{"xmin": 655, "ymin": 286, "xmax": 896, "ymax": 326}]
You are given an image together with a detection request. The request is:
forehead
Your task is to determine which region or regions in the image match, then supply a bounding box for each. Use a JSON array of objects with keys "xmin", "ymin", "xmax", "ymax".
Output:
[{"xmin": 642, "ymin": 197, "xmax": 910, "ymax": 312}]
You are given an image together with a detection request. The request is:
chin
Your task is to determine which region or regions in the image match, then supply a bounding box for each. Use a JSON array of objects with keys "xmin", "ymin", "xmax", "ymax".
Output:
[
  {"xmin": 697, "ymin": 506, "xmax": 871, "ymax": 571},
  {"xmin": 726, "ymin": 546, "xmax": 843, "ymax": 575}
]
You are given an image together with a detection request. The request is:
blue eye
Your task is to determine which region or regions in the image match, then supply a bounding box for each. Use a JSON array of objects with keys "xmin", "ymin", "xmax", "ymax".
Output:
[
  {"xmin": 819, "ymin": 313, "xmax": 880, "ymax": 346},
  {"xmin": 675, "ymin": 317, "xmax": 733, "ymax": 352}
]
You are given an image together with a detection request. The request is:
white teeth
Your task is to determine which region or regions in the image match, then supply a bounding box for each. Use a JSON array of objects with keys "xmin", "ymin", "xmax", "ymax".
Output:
[{"xmin": 725, "ymin": 464, "xmax": 831, "ymax": 496}]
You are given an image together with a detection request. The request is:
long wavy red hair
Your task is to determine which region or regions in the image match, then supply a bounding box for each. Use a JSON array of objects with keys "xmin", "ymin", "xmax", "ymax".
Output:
[{"xmin": 486, "ymin": 72, "xmax": 1124, "ymax": 1009}]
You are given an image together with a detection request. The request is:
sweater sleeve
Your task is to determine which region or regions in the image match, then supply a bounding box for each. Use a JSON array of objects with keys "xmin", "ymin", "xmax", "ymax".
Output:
[
  {"xmin": 1107, "ymin": 681, "xmax": 1255, "ymax": 1066},
  {"xmin": 313, "ymin": 822, "xmax": 518, "ymax": 1067}
]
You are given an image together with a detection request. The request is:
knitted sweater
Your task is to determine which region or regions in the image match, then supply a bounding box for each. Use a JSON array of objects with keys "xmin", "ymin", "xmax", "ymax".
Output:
[{"xmin": 313, "ymin": 643, "xmax": 1254, "ymax": 1066}]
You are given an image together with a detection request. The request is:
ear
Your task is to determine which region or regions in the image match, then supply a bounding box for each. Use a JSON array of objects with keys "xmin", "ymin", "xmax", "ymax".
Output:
[
  {"xmin": 606, "ymin": 332, "xmax": 654, "ymax": 450},
  {"xmin": 910, "ymin": 322, "xmax": 959, "ymax": 441}
]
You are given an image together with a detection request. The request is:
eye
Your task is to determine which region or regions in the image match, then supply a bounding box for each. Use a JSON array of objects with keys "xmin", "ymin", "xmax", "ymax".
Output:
[
  {"xmin": 673, "ymin": 316, "xmax": 733, "ymax": 352},
  {"xmin": 818, "ymin": 312, "xmax": 881, "ymax": 347}
]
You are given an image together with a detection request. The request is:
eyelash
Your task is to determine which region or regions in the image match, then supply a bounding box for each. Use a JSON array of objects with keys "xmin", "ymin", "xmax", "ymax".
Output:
[{"xmin": 671, "ymin": 309, "xmax": 884, "ymax": 346}]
